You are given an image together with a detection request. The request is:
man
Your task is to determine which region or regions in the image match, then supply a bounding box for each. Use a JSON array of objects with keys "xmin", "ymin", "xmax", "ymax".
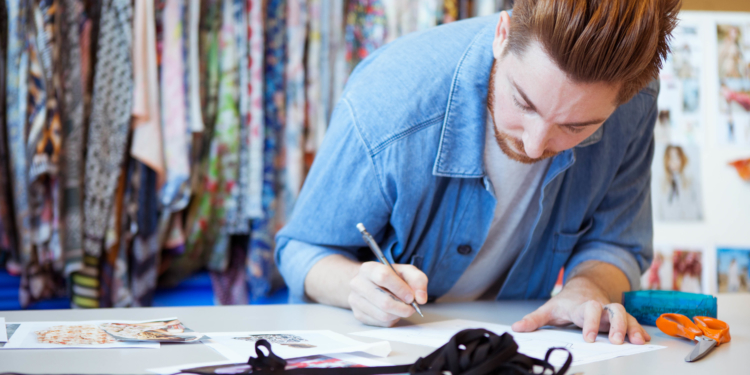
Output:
[{"xmin": 275, "ymin": 0, "xmax": 681, "ymax": 345}]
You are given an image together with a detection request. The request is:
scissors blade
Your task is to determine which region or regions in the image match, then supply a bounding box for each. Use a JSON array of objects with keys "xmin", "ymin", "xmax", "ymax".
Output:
[{"xmin": 685, "ymin": 336, "xmax": 717, "ymax": 362}]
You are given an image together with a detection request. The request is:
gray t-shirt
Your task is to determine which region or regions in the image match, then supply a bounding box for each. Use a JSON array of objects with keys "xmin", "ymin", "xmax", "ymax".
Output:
[{"xmin": 438, "ymin": 117, "xmax": 551, "ymax": 302}]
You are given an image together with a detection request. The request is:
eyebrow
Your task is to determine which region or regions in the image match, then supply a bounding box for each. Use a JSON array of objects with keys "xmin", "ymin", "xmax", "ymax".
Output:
[{"xmin": 511, "ymin": 79, "xmax": 608, "ymax": 127}]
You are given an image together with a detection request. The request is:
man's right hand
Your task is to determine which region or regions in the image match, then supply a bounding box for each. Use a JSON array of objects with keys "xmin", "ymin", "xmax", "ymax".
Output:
[{"xmin": 348, "ymin": 262, "xmax": 429, "ymax": 327}]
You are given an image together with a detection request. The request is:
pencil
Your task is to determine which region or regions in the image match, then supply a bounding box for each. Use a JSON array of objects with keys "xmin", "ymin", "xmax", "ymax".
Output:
[{"xmin": 356, "ymin": 223, "xmax": 424, "ymax": 318}]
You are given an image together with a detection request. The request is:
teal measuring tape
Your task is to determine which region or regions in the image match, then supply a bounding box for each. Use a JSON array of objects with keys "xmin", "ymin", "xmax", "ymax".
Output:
[{"xmin": 623, "ymin": 290, "xmax": 717, "ymax": 326}]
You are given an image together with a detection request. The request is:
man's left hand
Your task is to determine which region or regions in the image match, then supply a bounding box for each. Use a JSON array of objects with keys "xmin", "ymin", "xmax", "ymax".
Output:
[{"xmin": 511, "ymin": 263, "xmax": 651, "ymax": 345}]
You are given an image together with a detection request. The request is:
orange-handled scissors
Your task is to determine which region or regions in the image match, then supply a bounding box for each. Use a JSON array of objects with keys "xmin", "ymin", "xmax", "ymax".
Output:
[{"xmin": 656, "ymin": 313, "xmax": 731, "ymax": 362}]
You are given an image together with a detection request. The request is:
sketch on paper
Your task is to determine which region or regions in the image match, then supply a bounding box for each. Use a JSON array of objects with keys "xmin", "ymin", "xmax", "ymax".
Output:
[
  {"xmin": 233, "ymin": 334, "xmax": 317, "ymax": 349},
  {"xmin": 652, "ymin": 143, "xmax": 704, "ymax": 221},
  {"xmin": 204, "ymin": 330, "xmax": 390, "ymax": 361},
  {"xmin": 673, "ymin": 250, "xmax": 703, "ymax": 293},
  {"xmin": 656, "ymin": 22, "xmax": 704, "ymax": 145},
  {"xmin": 718, "ymin": 248, "xmax": 750, "ymax": 293},
  {"xmin": 717, "ymin": 22, "xmax": 750, "ymax": 146},
  {"xmin": 353, "ymin": 319, "xmax": 665, "ymax": 367}
]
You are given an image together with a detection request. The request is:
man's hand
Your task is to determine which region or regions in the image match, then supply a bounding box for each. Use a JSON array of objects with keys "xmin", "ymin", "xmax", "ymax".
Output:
[
  {"xmin": 511, "ymin": 261, "xmax": 651, "ymax": 345},
  {"xmin": 348, "ymin": 262, "xmax": 428, "ymax": 327}
]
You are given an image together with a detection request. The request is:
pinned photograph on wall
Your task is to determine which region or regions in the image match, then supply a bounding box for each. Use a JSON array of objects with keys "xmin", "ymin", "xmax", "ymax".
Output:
[
  {"xmin": 656, "ymin": 21, "xmax": 704, "ymax": 145},
  {"xmin": 652, "ymin": 143, "xmax": 704, "ymax": 221},
  {"xmin": 673, "ymin": 250, "xmax": 703, "ymax": 293},
  {"xmin": 717, "ymin": 22, "xmax": 750, "ymax": 146},
  {"xmin": 641, "ymin": 249, "xmax": 673, "ymax": 291},
  {"xmin": 718, "ymin": 248, "xmax": 750, "ymax": 293}
]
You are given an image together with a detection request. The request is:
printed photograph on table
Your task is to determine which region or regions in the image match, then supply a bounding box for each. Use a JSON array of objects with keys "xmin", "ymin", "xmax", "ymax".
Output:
[
  {"xmin": 652, "ymin": 143, "xmax": 704, "ymax": 221},
  {"xmin": 0, "ymin": 320, "xmax": 159, "ymax": 349},
  {"xmin": 718, "ymin": 248, "xmax": 750, "ymax": 293},
  {"xmin": 656, "ymin": 21, "xmax": 705, "ymax": 145},
  {"xmin": 717, "ymin": 22, "xmax": 750, "ymax": 146},
  {"xmin": 641, "ymin": 249, "xmax": 673, "ymax": 291},
  {"xmin": 99, "ymin": 318, "xmax": 204, "ymax": 342},
  {"xmin": 672, "ymin": 250, "xmax": 703, "ymax": 293}
]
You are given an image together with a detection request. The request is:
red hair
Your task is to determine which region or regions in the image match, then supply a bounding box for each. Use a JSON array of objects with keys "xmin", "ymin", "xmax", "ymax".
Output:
[{"xmin": 507, "ymin": 0, "xmax": 681, "ymax": 104}]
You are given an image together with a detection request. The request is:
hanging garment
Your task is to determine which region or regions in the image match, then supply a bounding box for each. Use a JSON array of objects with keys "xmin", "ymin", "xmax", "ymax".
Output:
[
  {"xmin": 443, "ymin": 0, "xmax": 459, "ymax": 23},
  {"xmin": 160, "ymin": 1, "xmax": 222, "ymax": 287},
  {"xmin": 228, "ymin": 0, "xmax": 250, "ymax": 235},
  {"xmin": 159, "ymin": 0, "xmax": 191, "ymax": 212},
  {"xmin": 180, "ymin": 0, "xmax": 241, "ymax": 277},
  {"xmin": 247, "ymin": 0, "xmax": 286, "ymax": 300},
  {"xmin": 98, "ymin": 163, "xmax": 128, "ymax": 308},
  {"xmin": 6, "ymin": 0, "xmax": 33, "ymax": 269},
  {"xmin": 209, "ymin": 234, "xmax": 249, "ymax": 305},
  {"xmin": 59, "ymin": 0, "xmax": 85, "ymax": 276},
  {"xmin": 304, "ymin": 0, "xmax": 322, "ymax": 170},
  {"xmin": 77, "ymin": 0, "xmax": 133, "ymax": 308},
  {"xmin": 0, "ymin": 0, "xmax": 18, "ymax": 262},
  {"xmin": 130, "ymin": 161, "xmax": 161, "ymax": 307},
  {"xmin": 345, "ymin": 0, "xmax": 387, "ymax": 74},
  {"xmin": 245, "ymin": 0, "xmax": 265, "ymax": 220},
  {"xmin": 280, "ymin": 0, "xmax": 307, "ymax": 225},
  {"xmin": 187, "ymin": 0, "xmax": 204, "ymax": 133},
  {"xmin": 131, "ymin": 0, "xmax": 165, "ymax": 183}
]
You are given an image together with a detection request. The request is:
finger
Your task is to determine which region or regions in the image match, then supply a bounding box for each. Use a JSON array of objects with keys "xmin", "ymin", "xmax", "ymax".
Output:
[
  {"xmin": 512, "ymin": 303, "xmax": 553, "ymax": 332},
  {"xmin": 580, "ymin": 300, "xmax": 603, "ymax": 343},
  {"xmin": 626, "ymin": 314, "xmax": 650, "ymax": 345},
  {"xmin": 348, "ymin": 292, "xmax": 400, "ymax": 327},
  {"xmin": 603, "ymin": 304, "xmax": 627, "ymax": 345},
  {"xmin": 362, "ymin": 262, "xmax": 415, "ymax": 303},
  {"xmin": 350, "ymin": 273, "xmax": 414, "ymax": 318},
  {"xmin": 393, "ymin": 264, "xmax": 429, "ymax": 304}
]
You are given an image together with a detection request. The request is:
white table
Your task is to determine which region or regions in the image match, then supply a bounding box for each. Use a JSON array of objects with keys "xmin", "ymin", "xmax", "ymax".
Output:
[{"xmin": 1, "ymin": 295, "xmax": 748, "ymax": 374}]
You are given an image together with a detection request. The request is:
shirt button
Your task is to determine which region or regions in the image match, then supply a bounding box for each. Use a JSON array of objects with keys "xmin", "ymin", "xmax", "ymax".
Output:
[{"xmin": 457, "ymin": 245, "xmax": 472, "ymax": 255}]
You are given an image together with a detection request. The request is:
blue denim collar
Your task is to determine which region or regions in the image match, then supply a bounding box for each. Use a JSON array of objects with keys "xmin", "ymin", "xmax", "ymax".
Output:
[{"xmin": 432, "ymin": 13, "xmax": 603, "ymax": 179}]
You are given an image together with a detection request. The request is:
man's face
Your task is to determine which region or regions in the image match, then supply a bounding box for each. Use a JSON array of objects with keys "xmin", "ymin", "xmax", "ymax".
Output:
[{"xmin": 488, "ymin": 14, "xmax": 620, "ymax": 164}]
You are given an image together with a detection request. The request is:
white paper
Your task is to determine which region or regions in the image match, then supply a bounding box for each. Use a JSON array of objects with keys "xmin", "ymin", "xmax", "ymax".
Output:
[
  {"xmin": 0, "ymin": 320, "xmax": 160, "ymax": 349},
  {"xmin": 352, "ymin": 319, "xmax": 665, "ymax": 367},
  {"xmin": 203, "ymin": 330, "xmax": 391, "ymax": 361},
  {"xmin": 146, "ymin": 353, "xmax": 390, "ymax": 375},
  {"xmin": 0, "ymin": 318, "xmax": 7, "ymax": 342}
]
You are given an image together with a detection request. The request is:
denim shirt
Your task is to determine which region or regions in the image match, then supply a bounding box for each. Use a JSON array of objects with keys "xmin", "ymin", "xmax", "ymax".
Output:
[{"xmin": 275, "ymin": 14, "xmax": 657, "ymax": 303}]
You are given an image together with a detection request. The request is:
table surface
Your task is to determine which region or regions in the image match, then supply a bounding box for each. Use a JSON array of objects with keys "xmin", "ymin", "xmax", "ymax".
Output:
[{"xmin": 1, "ymin": 295, "xmax": 749, "ymax": 374}]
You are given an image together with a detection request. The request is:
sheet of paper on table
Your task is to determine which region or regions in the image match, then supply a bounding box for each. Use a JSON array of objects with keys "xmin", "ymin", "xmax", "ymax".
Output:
[
  {"xmin": 0, "ymin": 318, "xmax": 7, "ymax": 342},
  {"xmin": 203, "ymin": 330, "xmax": 391, "ymax": 362},
  {"xmin": 0, "ymin": 320, "xmax": 160, "ymax": 349},
  {"xmin": 352, "ymin": 319, "xmax": 666, "ymax": 367},
  {"xmin": 147, "ymin": 353, "xmax": 391, "ymax": 375}
]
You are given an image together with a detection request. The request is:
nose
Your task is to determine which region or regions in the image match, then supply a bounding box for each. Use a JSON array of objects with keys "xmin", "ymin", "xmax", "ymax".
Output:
[{"xmin": 522, "ymin": 122, "xmax": 551, "ymax": 159}]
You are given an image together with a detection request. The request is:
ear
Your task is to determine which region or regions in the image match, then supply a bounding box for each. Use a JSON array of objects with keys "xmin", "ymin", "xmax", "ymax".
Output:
[{"xmin": 492, "ymin": 11, "xmax": 511, "ymax": 59}]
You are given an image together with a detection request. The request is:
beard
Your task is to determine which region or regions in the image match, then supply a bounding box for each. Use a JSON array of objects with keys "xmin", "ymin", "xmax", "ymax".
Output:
[{"xmin": 487, "ymin": 60, "xmax": 558, "ymax": 165}]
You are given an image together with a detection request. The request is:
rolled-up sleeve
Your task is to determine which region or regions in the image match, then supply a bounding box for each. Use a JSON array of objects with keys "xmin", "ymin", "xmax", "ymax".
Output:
[
  {"xmin": 275, "ymin": 99, "xmax": 392, "ymax": 303},
  {"xmin": 564, "ymin": 92, "xmax": 658, "ymax": 291}
]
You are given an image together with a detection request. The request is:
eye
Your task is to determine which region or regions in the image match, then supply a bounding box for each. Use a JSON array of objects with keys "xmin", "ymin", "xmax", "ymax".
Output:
[
  {"xmin": 564, "ymin": 125, "xmax": 586, "ymax": 134},
  {"xmin": 512, "ymin": 96, "xmax": 533, "ymax": 112}
]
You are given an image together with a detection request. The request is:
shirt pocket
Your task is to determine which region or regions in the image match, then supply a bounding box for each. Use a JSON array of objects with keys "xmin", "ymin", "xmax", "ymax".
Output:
[{"xmin": 549, "ymin": 219, "xmax": 594, "ymax": 289}]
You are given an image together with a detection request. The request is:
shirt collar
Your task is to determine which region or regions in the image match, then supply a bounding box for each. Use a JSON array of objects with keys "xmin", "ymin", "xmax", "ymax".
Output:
[{"xmin": 432, "ymin": 14, "xmax": 603, "ymax": 178}]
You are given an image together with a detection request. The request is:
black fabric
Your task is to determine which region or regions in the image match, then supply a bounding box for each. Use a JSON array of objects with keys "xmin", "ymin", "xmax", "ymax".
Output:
[{"xmin": 182, "ymin": 329, "xmax": 572, "ymax": 375}]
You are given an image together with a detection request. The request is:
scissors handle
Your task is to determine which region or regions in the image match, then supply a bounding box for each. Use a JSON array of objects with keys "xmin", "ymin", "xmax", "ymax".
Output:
[
  {"xmin": 694, "ymin": 316, "xmax": 731, "ymax": 346},
  {"xmin": 656, "ymin": 313, "xmax": 703, "ymax": 340}
]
